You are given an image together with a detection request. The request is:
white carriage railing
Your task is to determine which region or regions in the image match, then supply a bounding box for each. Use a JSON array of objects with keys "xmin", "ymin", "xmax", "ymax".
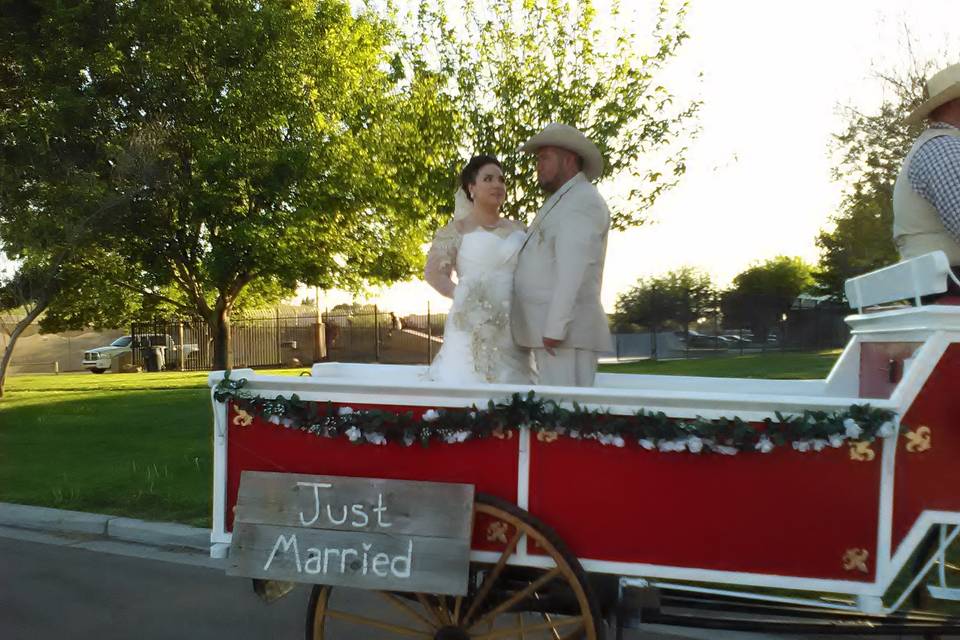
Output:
[{"xmin": 845, "ymin": 250, "xmax": 960, "ymax": 313}]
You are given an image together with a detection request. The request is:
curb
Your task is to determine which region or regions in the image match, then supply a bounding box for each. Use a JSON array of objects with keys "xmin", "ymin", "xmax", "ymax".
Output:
[{"xmin": 0, "ymin": 502, "xmax": 210, "ymax": 552}]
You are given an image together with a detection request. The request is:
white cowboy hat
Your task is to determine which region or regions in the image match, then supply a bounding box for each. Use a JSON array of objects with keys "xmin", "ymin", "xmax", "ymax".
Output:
[
  {"xmin": 519, "ymin": 123, "xmax": 604, "ymax": 180},
  {"xmin": 906, "ymin": 62, "xmax": 960, "ymax": 125}
]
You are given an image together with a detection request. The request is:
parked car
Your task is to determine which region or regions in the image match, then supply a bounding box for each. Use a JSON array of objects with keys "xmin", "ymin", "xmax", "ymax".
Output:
[{"xmin": 82, "ymin": 334, "xmax": 199, "ymax": 373}]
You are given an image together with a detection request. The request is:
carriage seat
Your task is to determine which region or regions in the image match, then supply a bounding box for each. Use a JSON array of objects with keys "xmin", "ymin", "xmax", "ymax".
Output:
[{"xmin": 844, "ymin": 251, "xmax": 960, "ymax": 313}]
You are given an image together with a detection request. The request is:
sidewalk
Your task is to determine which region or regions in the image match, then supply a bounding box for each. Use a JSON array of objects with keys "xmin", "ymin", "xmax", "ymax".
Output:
[{"xmin": 0, "ymin": 502, "xmax": 212, "ymax": 559}]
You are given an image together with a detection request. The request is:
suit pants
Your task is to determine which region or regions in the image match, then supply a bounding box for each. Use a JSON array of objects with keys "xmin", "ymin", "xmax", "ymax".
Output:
[{"xmin": 533, "ymin": 347, "xmax": 598, "ymax": 387}]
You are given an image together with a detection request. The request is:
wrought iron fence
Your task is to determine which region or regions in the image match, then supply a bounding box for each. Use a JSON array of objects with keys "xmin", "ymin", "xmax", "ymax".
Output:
[{"xmin": 131, "ymin": 306, "xmax": 449, "ymax": 371}]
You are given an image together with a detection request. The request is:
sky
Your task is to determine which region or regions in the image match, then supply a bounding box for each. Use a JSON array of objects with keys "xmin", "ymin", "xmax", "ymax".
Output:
[
  {"xmin": 3, "ymin": 1, "xmax": 956, "ymax": 315},
  {"xmin": 307, "ymin": 0, "xmax": 960, "ymax": 315}
]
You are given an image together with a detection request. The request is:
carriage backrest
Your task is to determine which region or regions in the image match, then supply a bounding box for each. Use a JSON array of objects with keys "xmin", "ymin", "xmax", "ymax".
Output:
[{"xmin": 844, "ymin": 251, "xmax": 957, "ymax": 313}]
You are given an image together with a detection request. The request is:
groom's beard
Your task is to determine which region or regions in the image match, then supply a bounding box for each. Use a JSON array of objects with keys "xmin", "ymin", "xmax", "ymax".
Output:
[{"xmin": 538, "ymin": 177, "xmax": 559, "ymax": 194}]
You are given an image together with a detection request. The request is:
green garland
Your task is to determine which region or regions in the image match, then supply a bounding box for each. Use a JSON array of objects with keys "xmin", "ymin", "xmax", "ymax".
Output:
[{"xmin": 214, "ymin": 373, "xmax": 900, "ymax": 455}]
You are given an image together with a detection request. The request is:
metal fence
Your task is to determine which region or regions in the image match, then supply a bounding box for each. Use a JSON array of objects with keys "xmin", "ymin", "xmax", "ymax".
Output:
[
  {"xmin": 129, "ymin": 296, "xmax": 850, "ymax": 372},
  {"xmin": 130, "ymin": 306, "xmax": 449, "ymax": 371},
  {"xmin": 611, "ymin": 296, "xmax": 851, "ymax": 361},
  {"xmin": 131, "ymin": 313, "xmax": 324, "ymax": 371},
  {"xmin": 323, "ymin": 307, "xmax": 447, "ymax": 365}
]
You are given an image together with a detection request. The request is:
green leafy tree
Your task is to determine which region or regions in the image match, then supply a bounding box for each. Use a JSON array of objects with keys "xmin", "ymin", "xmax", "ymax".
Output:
[
  {"xmin": 615, "ymin": 266, "xmax": 716, "ymax": 341},
  {"xmin": 2, "ymin": 1, "xmax": 461, "ymax": 370},
  {"xmin": 408, "ymin": 0, "xmax": 699, "ymax": 227},
  {"xmin": 722, "ymin": 256, "xmax": 814, "ymax": 342},
  {"xmin": 813, "ymin": 51, "xmax": 952, "ymax": 300}
]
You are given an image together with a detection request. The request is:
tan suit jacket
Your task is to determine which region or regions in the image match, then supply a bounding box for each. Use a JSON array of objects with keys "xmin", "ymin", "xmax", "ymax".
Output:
[{"xmin": 512, "ymin": 173, "xmax": 613, "ymax": 351}]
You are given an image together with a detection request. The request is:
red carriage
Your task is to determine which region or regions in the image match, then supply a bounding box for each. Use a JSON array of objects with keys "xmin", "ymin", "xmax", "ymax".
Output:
[{"xmin": 209, "ymin": 252, "xmax": 960, "ymax": 638}]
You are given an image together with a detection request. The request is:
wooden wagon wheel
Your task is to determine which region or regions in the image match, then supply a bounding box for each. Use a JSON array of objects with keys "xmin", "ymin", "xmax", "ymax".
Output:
[{"xmin": 305, "ymin": 493, "xmax": 604, "ymax": 640}]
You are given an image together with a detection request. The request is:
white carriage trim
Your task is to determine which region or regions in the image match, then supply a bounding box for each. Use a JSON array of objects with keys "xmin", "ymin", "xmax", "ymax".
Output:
[
  {"xmin": 886, "ymin": 524, "xmax": 960, "ymax": 613},
  {"xmin": 207, "ymin": 372, "xmax": 896, "ymax": 420},
  {"xmin": 886, "ymin": 512, "xmax": 960, "ymax": 586},
  {"xmin": 632, "ymin": 579, "xmax": 862, "ymax": 613},
  {"xmin": 875, "ymin": 432, "xmax": 896, "ymax": 587},
  {"xmin": 844, "ymin": 250, "xmax": 951, "ymax": 312},
  {"xmin": 579, "ymin": 557, "xmax": 881, "ymax": 596},
  {"xmin": 210, "ymin": 386, "xmax": 230, "ymax": 549}
]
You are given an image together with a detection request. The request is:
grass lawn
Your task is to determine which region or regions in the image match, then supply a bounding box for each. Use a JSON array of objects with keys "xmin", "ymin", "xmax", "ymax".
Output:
[
  {"xmin": 0, "ymin": 353, "xmax": 840, "ymax": 527},
  {"xmin": 599, "ymin": 349, "xmax": 842, "ymax": 379},
  {"xmin": 0, "ymin": 368, "xmax": 307, "ymax": 527}
]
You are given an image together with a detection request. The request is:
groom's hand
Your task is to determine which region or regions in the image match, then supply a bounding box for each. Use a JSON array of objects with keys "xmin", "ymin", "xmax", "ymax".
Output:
[{"xmin": 542, "ymin": 337, "xmax": 562, "ymax": 356}]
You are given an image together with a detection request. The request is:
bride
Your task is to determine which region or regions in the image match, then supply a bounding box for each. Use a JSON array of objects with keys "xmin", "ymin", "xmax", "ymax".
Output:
[{"xmin": 423, "ymin": 155, "xmax": 535, "ymax": 384}]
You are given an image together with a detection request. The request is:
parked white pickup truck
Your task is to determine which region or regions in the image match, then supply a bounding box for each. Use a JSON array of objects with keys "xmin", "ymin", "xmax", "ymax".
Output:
[{"xmin": 82, "ymin": 334, "xmax": 199, "ymax": 373}]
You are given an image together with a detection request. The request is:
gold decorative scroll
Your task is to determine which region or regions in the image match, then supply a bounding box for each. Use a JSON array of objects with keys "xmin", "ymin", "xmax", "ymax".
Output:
[
  {"xmin": 905, "ymin": 426, "xmax": 932, "ymax": 453},
  {"xmin": 842, "ymin": 548, "xmax": 870, "ymax": 573},
  {"xmin": 233, "ymin": 408, "xmax": 254, "ymax": 428},
  {"xmin": 536, "ymin": 430, "xmax": 559, "ymax": 443},
  {"xmin": 486, "ymin": 521, "xmax": 509, "ymax": 544},
  {"xmin": 848, "ymin": 441, "xmax": 875, "ymax": 462}
]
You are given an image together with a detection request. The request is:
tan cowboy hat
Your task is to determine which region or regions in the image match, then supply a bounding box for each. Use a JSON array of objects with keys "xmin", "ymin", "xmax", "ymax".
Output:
[
  {"xmin": 906, "ymin": 62, "xmax": 960, "ymax": 125},
  {"xmin": 519, "ymin": 123, "xmax": 604, "ymax": 180}
]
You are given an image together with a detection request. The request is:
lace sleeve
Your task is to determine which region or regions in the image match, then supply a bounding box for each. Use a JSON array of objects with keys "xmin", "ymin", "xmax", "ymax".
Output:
[{"xmin": 424, "ymin": 222, "xmax": 461, "ymax": 298}]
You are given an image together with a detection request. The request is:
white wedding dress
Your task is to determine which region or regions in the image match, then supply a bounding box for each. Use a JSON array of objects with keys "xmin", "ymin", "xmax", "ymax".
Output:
[{"xmin": 425, "ymin": 227, "xmax": 535, "ymax": 385}]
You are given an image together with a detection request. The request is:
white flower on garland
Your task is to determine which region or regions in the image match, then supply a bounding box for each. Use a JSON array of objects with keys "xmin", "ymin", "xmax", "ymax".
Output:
[
  {"xmin": 829, "ymin": 434, "xmax": 844, "ymax": 448},
  {"xmin": 444, "ymin": 430, "xmax": 471, "ymax": 444},
  {"xmin": 338, "ymin": 406, "xmax": 354, "ymax": 416},
  {"xmin": 686, "ymin": 436, "xmax": 704, "ymax": 454},
  {"xmin": 812, "ymin": 439, "xmax": 828, "ymax": 452},
  {"xmin": 755, "ymin": 435, "xmax": 774, "ymax": 453},
  {"xmin": 345, "ymin": 426, "xmax": 362, "ymax": 442},
  {"xmin": 712, "ymin": 443, "xmax": 738, "ymax": 455},
  {"xmin": 878, "ymin": 421, "xmax": 896, "ymax": 438},
  {"xmin": 268, "ymin": 415, "xmax": 281, "ymax": 425},
  {"xmin": 364, "ymin": 432, "xmax": 387, "ymax": 446},
  {"xmin": 639, "ymin": 439, "xmax": 655, "ymax": 451},
  {"xmin": 422, "ymin": 409, "xmax": 441, "ymax": 422},
  {"xmin": 843, "ymin": 418, "xmax": 862, "ymax": 439},
  {"xmin": 403, "ymin": 433, "xmax": 416, "ymax": 447},
  {"xmin": 793, "ymin": 440, "xmax": 812, "ymax": 452},
  {"xmin": 658, "ymin": 439, "xmax": 685, "ymax": 452},
  {"xmin": 569, "ymin": 429, "xmax": 581, "ymax": 439}
]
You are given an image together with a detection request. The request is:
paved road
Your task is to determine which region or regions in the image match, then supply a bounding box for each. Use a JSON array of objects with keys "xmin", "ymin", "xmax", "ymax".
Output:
[
  {"xmin": 0, "ymin": 531, "xmax": 310, "ymax": 640},
  {"xmin": 0, "ymin": 527, "xmax": 925, "ymax": 640}
]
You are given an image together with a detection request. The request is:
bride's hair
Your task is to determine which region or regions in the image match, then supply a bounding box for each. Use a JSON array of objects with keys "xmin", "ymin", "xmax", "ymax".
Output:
[{"xmin": 460, "ymin": 155, "xmax": 502, "ymax": 201}]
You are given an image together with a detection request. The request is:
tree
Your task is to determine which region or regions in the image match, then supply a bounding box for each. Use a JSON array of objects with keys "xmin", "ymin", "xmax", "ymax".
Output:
[
  {"xmin": 722, "ymin": 256, "xmax": 814, "ymax": 342},
  {"xmin": 615, "ymin": 267, "xmax": 716, "ymax": 349},
  {"xmin": 2, "ymin": 1, "xmax": 461, "ymax": 371},
  {"xmin": 813, "ymin": 47, "xmax": 951, "ymax": 300},
  {"xmin": 407, "ymin": 0, "xmax": 700, "ymax": 227}
]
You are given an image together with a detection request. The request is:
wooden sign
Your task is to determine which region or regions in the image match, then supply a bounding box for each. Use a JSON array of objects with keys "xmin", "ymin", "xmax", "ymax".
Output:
[{"xmin": 227, "ymin": 471, "xmax": 474, "ymax": 595}]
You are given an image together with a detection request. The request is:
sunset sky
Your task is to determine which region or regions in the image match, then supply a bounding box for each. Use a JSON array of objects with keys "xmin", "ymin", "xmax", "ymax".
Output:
[{"xmin": 312, "ymin": 0, "xmax": 959, "ymax": 314}]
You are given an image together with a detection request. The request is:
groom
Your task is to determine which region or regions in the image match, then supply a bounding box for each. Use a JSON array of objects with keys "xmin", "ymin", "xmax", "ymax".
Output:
[{"xmin": 512, "ymin": 123, "xmax": 613, "ymax": 387}]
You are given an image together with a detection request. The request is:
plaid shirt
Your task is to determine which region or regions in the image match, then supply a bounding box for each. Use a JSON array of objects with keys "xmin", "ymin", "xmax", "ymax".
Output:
[{"xmin": 908, "ymin": 122, "xmax": 960, "ymax": 242}]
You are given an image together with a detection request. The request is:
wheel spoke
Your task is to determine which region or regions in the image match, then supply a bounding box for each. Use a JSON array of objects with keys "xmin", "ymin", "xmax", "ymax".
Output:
[
  {"xmin": 534, "ymin": 592, "xmax": 562, "ymax": 640},
  {"xmin": 436, "ymin": 594, "xmax": 452, "ymax": 626},
  {"xmin": 452, "ymin": 595, "xmax": 464, "ymax": 625},
  {"xmin": 463, "ymin": 528, "xmax": 523, "ymax": 625},
  {"xmin": 473, "ymin": 616, "xmax": 583, "ymax": 640},
  {"xmin": 324, "ymin": 609, "xmax": 433, "ymax": 638},
  {"xmin": 558, "ymin": 621, "xmax": 586, "ymax": 640},
  {"xmin": 415, "ymin": 592, "xmax": 445, "ymax": 627},
  {"xmin": 470, "ymin": 566, "xmax": 563, "ymax": 630},
  {"xmin": 379, "ymin": 592, "xmax": 438, "ymax": 631},
  {"xmin": 310, "ymin": 586, "xmax": 330, "ymax": 640}
]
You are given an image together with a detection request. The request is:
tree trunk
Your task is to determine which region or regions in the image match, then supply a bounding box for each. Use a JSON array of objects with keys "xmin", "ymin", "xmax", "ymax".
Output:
[
  {"xmin": 0, "ymin": 302, "xmax": 47, "ymax": 398},
  {"xmin": 210, "ymin": 304, "xmax": 233, "ymax": 372}
]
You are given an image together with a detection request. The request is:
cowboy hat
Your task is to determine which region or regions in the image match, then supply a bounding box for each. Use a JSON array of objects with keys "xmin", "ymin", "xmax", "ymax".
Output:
[
  {"xmin": 906, "ymin": 62, "xmax": 960, "ymax": 125},
  {"xmin": 519, "ymin": 123, "xmax": 604, "ymax": 180}
]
